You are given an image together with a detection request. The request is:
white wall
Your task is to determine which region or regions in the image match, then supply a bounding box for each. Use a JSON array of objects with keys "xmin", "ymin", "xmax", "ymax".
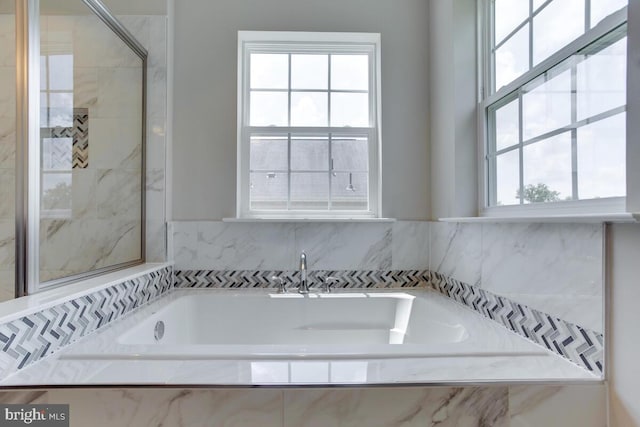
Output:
[
  {"xmin": 171, "ymin": 0, "xmax": 430, "ymax": 220},
  {"xmin": 428, "ymin": 0, "xmax": 478, "ymax": 219}
]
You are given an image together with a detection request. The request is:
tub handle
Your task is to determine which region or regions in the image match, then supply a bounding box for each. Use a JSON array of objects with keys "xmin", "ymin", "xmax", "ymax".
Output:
[
  {"xmin": 323, "ymin": 276, "xmax": 340, "ymax": 293},
  {"xmin": 271, "ymin": 276, "xmax": 287, "ymax": 293}
]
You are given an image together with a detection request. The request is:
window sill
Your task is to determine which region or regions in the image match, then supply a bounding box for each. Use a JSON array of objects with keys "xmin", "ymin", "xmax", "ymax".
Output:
[
  {"xmin": 439, "ymin": 213, "xmax": 639, "ymax": 224},
  {"xmin": 223, "ymin": 217, "xmax": 397, "ymax": 223}
]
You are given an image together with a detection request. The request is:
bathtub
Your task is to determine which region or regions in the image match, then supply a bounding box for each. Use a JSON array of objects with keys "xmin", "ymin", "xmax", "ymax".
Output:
[{"xmin": 61, "ymin": 289, "xmax": 546, "ymax": 360}]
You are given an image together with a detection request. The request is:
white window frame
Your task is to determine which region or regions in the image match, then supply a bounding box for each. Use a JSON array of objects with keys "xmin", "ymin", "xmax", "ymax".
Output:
[
  {"xmin": 478, "ymin": 2, "xmax": 628, "ymax": 217},
  {"xmin": 237, "ymin": 31, "xmax": 382, "ymax": 219}
]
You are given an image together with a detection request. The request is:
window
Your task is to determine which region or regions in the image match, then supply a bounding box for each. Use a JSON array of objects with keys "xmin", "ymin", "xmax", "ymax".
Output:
[
  {"xmin": 482, "ymin": 0, "xmax": 628, "ymax": 213},
  {"xmin": 237, "ymin": 32, "xmax": 381, "ymax": 218}
]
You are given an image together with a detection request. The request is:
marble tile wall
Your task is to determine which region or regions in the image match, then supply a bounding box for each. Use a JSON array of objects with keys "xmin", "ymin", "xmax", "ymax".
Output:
[
  {"xmin": 171, "ymin": 221, "xmax": 430, "ymax": 272},
  {"xmin": 0, "ymin": 14, "xmax": 16, "ymax": 302},
  {"xmin": 430, "ymin": 222, "xmax": 603, "ymax": 333},
  {"xmin": 38, "ymin": 14, "xmax": 167, "ymax": 283},
  {"xmin": 0, "ymin": 384, "xmax": 607, "ymax": 426}
]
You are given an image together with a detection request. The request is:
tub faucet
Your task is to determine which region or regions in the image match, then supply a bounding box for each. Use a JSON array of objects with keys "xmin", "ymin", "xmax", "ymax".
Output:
[{"xmin": 298, "ymin": 252, "xmax": 310, "ymax": 294}]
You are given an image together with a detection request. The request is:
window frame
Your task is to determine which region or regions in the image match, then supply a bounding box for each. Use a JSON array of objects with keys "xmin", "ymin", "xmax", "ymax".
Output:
[
  {"xmin": 237, "ymin": 31, "xmax": 382, "ymax": 219},
  {"xmin": 478, "ymin": 2, "xmax": 628, "ymax": 217}
]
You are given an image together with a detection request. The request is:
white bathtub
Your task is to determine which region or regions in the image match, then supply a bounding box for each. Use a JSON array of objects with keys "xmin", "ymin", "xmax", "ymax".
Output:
[{"xmin": 61, "ymin": 289, "xmax": 546, "ymax": 360}]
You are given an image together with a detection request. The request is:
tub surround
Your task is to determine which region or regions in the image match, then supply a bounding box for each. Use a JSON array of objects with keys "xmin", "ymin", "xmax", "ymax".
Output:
[{"xmin": 0, "ymin": 264, "xmax": 172, "ymax": 379}]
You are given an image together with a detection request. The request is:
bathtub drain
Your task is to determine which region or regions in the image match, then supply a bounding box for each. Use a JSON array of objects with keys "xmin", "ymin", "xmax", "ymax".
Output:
[{"xmin": 154, "ymin": 321, "xmax": 165, "ymax": 341}]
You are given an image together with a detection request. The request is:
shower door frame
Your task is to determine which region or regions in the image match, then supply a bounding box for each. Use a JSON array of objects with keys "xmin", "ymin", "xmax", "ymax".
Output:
[{"xmin": 15, "ymin": 0, "xmax": 148, "ymax": 296}]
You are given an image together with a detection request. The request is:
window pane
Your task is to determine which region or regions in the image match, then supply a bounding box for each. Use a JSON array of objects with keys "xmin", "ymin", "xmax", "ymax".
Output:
[
  {"xmin": 495, "ymin": 149, "xmax": 520, "ymax": 206},
  {"xmin": 523, "ymin": 68, "xmax": 571, "ymax": 141},
  {"xmin": 291, "ymin": 173, "xmax": 328, "ymax": 210},
  {"xmin": 250, "ymin": 171, "xmax": 288, "ymax": 210},
  {"xmin": 250, "ymin": 53, "xmax": 288, "ymax": 89},
  {"xmin": 250, "ymin": 91, "xmax": 288, "ymax": 126},
  {"xmin": 332, "ymin": 136, "xmax": 368, "ymax": 171},
  {"xmin": 494, "ymin": 0, "xmax": 529, "ymax": 45},
  {"xmin": 495, "ymin": 98, "xmax": 519, "ymax": 151},
  {"xmin": 291, "ymin": 54, "xmax": 328, "ymax": 89},
  {"xmin": 495, "ymin": 24, "xmax": 529, "ymax": 91},
  {"xmin": 250, "ymin": 135, "xmax": 288, "ymax": 171},
  {"xmin": 42, "ymin": 137, "xmax": 72, "ymax": 170},
  {"xmin": 523, "ymin": 133, "xmax": 572, "ymax": 203},
  {"xmin": 330, "ymin": 93, "xmax": 368, "ymax": 127},
  {"xmin": 41, "ymin": 173, "xmax": 72, "ymax": 211},
  {"xmin": 577, "ymin": 37, "xmax": 626, "ymax": 121},
  {"xmin": 331, "ymin": 55, "xmax": 368, "ymax": 90},
  {"xmin": 291, "ymin": 92, "xmax": 328, "ymax": 126},
  {"xmin": 591, "ymin": 0, "xmax": 627, "ymax": 28},
  {"xmin": 577, "ymin": 113, "xmax": 626, "ymax": 199},
  {"xmin": 48, "ymin": 54, "xmax": 73, "ymax": 91},
  {"xmin": 291, "ymin": 137, "xmax": 328, "ymax": 171},
  {"xmin": 533, "ymin": 0, "xmax": 585, "ymax": 65},
  {"xmin": 331, "ymin": 172, "xmax": 368, "ymax": 210}
]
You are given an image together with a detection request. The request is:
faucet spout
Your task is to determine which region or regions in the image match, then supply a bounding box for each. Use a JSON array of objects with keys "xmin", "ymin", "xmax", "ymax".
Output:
[{"xmin": 299, "ymin": 252, "xmax": 309, "ymax": 294}]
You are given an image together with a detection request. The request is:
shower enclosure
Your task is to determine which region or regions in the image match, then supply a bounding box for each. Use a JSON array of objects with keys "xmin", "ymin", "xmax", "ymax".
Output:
[{"xmin": 1, "ymin": 0, "xmax": 146, "ymax": 301}]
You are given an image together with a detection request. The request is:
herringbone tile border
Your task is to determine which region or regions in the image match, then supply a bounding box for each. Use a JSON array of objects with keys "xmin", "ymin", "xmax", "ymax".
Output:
[
  {"xmin": 429, "ymin": 271, "xmax": 604, "ymax": 375},
  {"xmin": 0, "ymin": 266, "xmax": 173, "ymax": 379}
]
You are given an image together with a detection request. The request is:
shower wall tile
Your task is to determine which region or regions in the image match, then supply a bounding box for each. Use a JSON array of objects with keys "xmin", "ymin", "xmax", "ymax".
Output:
[
  {"xmin": 95, "ymin": 68, "xmax": 144, "ymax": 119},
  {"xmin": 172, "ymin": 221, "xmax": 198, "ymax": 267},
  {"xmin": 481, "ymin": 223, "xmax": 603, "ymax": 333},
  {"xmin": 147, "ymin": 67, "xmax": 167, "ymax": 119},
  {"xmin": 391, "ymin": 221, "xmax": 430, "ymax": 269},
  {"xmin": 509, "ymin": 384, "xmax": 606, "ymax": 427},
  {"xmin": 197, "ymin": 222, "xmax": 296, "ymax": 270},
  {"xmin": 148, "ymin": 17, "xmax": 167, "ymax": 69},
  {"xmin": 96, "ymin": 169, "xmax": 142, "ymax": 220},
  {"xmin": 146, "ymin": 220, "xmax": 166, "ymax": 263},
  {"xmin": 71, "ymin": 169, "xmax": 97, "ymax": 219},
  {"xmin": 73, "ymin": 67, "xmax": 98, "ymax": 109},
  {"xmin": 430, "ymin": 222, "xmax": 482, "ymax": 286},
  {"xmin": 283, "ymin": 387, "xmax": 508, "ymax": 427},
  {"xmin": 0, "ymin": 169, "xmax": 15, "ymax": 220},
  {"xmin": 0, "ymin": 221, "xmax": 15, "ymax": 268},
  {"xmin": 90, "ymin": 120, "xmax": 142, "ymax": 170},
  {"xmin": 0, "ymin": 67, "xmax": 15, "ymax": 117},
  {"xmin": 146, "ymin": 168, "xmax": 165, "ymax": 223},
  {"xmin": 0, "ymin": 16, "xmax": 16, "ymax": 67},
  {"xmin": 0, "ymin": 116, "xmax": 15, "ymax": 168},
  {"xmin": 294, "ymin": 223, "xmax": 392, "ymax": 270}
]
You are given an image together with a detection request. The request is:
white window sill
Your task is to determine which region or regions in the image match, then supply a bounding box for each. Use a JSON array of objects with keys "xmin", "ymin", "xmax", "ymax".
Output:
[
  {"xmin": 439, "ymin": 213, "xmax": 639, "ymax": 224},
  {"xmin": 223, "ymin": 217, "xmax": 397, "ymax": 223}
]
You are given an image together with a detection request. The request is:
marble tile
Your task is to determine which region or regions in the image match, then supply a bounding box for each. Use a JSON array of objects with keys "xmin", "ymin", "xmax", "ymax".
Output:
[
  {"xmin": 392, "ymin": 221, "xmax": 430, "ymax": 270},
  {"xmin": 100, "ymin": 16, "xmax": 148, "ymax": 69},
  {"xmin": 145, "ymin": 220, "xmax": 166, "ymax": 263},
  {"xmin": 73, "ymin": 16, "xmax": 104, "ymax": 68},
  {"xmin": 197, "ymin": 222, "xmax": 296, "ymax": 270},
  {"xmin": 294, "ymin": 223, "xmax": 392, "ymax": 270},
  {"xmin": 0, "ymin": 116, "xmax": 15, "ymax": 168},
  {"xmin": 0, "ymin": 220, "xmax": 14, "ymax": 268},
  {"xmin": 96, "ymin": 169, "xmax": 142, "ymax": 220},
  {"xmin": 147, "ymin": 16, "xmax": 167, "ymax": 69},
  {"xmin": 146, "ymin": 114, "xmax": 166, "ymax": 170},
  {"xmin": 91, "ymin": 118, "xmax": 142, "ymax": 169},
  {"xmin": 47, "ymin": 389, "xmax": 282, "ymax": 427},
  {"xmin": 97, "ymin": 219, "xmax": 142, "ymax": 268},
  {"xmin": 172, "ymin": 221, "xmax": 198, "ymax": 267},
  {"xmin": 284, "ymin": 387, "xmax": 508, "ymax": 427},
  {"xmin": 73, "ymin": 67, "xmax": 98, "ymax": 109},
  {"xmin": 95, "ymin": 68, "xmax": 143, "ymax": 119},
  {"xmin": 509, "ymin": 384, "xmax": 606, "ymax": 427},
  {"xmin": 145, "ymin": 168, "xmax": 164, "ymax": 223},
  {"xmin": 147, "ymin": 67, "xmax": 167, "ymax": 120},
  {"xmin": 0, "ymin": 270, "xmax": 13, "ymax": 303},
  {"xmin": 430, "ymin": 222, "xmax": 482, "ymax": 286},
  {"xmin": 0, "ymin": 67, "xmax": 15, "ymax": 118},
  {"xmin": 0, "ymin": 391, "xmax": 46, "ymax": 404},
  {"xmin": 117, "ymin": 16, "xmax": 151, "ymax": 52},
  {"xmin": 481, "ymin": 223, "xmax": 602, "ymax": 297},
  {"xmin": 0, "ymin": 15, "xmax": 16, "ymax": 67},
  {"xmin": 71, "ymin": 169, "xmax": 97, "ymax": 219},
  {"xmin": 0, "ymin": 169, "xmax": 15, "ymax": 220}
]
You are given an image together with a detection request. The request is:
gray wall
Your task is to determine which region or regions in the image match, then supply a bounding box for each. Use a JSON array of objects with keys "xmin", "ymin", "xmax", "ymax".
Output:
[{"xmin": 171, "ymin": 0, "xmax": 430, "ymax": 220}]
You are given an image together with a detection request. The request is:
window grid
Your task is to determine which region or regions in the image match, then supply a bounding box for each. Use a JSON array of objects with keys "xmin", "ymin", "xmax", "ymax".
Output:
[
  {"xmin": 239, "ymin": 34, "xmax": 380, "ymax": 218},
  {"xmin": 486, "ymin": 25, "xmax": 627, "ymax": 207}
]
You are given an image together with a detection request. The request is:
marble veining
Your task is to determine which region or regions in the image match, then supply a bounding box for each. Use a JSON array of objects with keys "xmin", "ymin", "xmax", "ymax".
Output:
[
  {"xmin": 391, "ymin": 221, "xmax": 430, "ymax": 270},
  {"xmin": 430, "ymin": 222, "xmax": 482, "ymax": 286}
]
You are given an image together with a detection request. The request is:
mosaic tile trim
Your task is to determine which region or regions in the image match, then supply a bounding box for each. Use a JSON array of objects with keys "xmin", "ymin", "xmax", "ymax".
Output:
[
  {"xmin": 175, "ymin": 270, "xmax": 430, "ymax": 289},
  {"xmin": 429, "ymin": 271, "xmax": 604, "ymax": 375},
  {"xmin": 0, "ymin": 266, "xmax": 172, "ymax": 379},
  {"xmin": 44, "ymin": 108, "xmax": 89, "ymax": 169}
]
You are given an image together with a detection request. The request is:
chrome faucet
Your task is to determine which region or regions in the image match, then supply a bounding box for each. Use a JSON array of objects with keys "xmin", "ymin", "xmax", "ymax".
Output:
[{"xmin": 298, "ymin": 252, "xmax": 310, "ymax": 294}]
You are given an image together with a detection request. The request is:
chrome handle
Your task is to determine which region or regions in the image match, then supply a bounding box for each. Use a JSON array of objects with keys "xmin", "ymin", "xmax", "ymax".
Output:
[
  {"xmin": 271, "ymin": 276, "xmax": 287, "ymax": 293},
  {"xmin": 323, "ymin": 276, "xmax": 340, "ymax": 293}
]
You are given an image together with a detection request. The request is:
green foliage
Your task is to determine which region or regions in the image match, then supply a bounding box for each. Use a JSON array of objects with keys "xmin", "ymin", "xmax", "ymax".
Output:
[
  {"xmin": 42, "ymin": 182, "xmax": 72, "ymax": 210},
  {"xmin": 516, "ymin": 183, "xmax": 561, "ymax": 203}
]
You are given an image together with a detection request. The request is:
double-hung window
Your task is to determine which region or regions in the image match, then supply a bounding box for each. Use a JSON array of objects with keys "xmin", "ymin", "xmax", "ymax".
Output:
[
  {"xmin": 237, "ymin": 32, "xmax": 381, "ymax": 218},
  {"xmin": 481, "ymin": 0, "xmax": 628, "ymax": 214}
]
